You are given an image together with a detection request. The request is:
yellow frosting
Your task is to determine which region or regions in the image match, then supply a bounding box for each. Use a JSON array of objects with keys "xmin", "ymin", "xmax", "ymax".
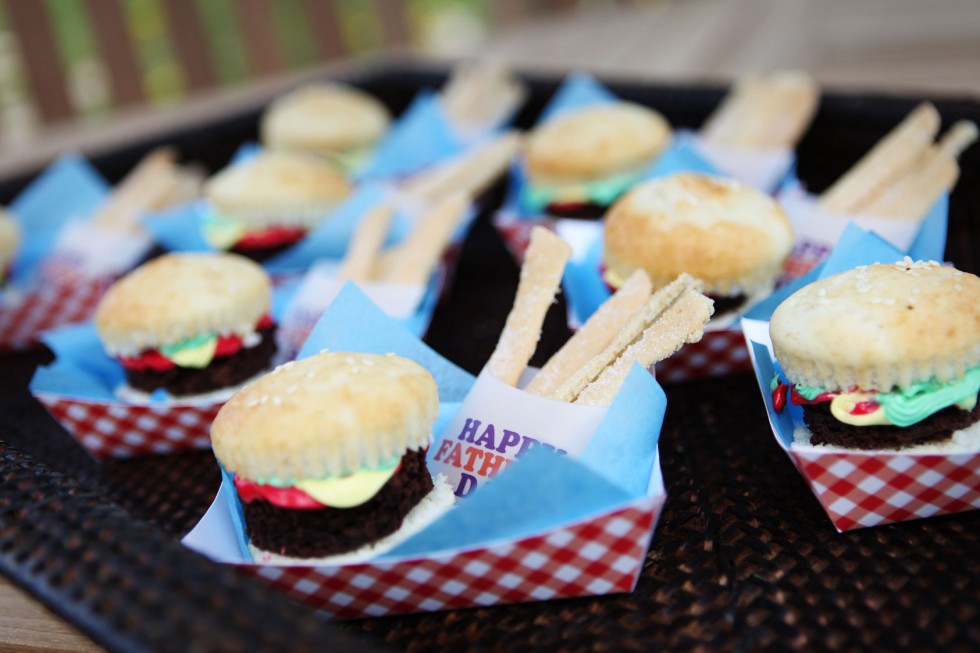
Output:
[
  {"xmin": 203, "ymin": 215, "xmax": 247, "ymax": 250},
  {"xmin": 164, "ymin": 337, "xmax": 217, "ymax": 369},
  {"xmin": 829, "ymin": 391, "xmax": 890, "ymax": 426},
  {"xmin": 295, "ymin": 466, "xmax": 398, "ymax": 508}
]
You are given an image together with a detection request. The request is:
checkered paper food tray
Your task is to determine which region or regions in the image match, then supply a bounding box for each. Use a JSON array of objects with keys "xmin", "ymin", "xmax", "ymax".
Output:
[
  {"xmin": 209, "ymin": 488, "xmax": 663, "ymax": 619},
  {"xmin": 742, "ymin": 318, "xmax": 980, "ymax": 531},
  {"xmin": 184, "ymin": 283, "xmax": 670, "ymax": 617},
  {"xmin": 33, "ymin": 393, "xmax": 221, "ymax": 459},
  {"xmin": 0, "ymin": 273, "xmax": 112, "ymax": 350}
]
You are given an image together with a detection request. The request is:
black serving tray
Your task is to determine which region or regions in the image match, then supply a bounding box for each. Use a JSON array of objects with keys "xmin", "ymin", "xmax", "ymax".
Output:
[{"xmin": 1, "ymin": 63, "xmax": 979, "ymax": 653}]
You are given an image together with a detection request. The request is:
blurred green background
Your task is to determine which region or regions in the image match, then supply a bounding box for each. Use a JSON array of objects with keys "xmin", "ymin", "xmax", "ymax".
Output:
[{"xmin": 0, "ymin": 0, "xmax": 490, "ymax": 138}]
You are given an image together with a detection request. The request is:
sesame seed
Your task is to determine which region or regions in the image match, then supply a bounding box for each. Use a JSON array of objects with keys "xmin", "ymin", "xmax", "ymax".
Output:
[
  {"xmin": 385, "ymin": 352, "xmax": 395, "ymax": 357},
  {"xmin": 817, "ymin": 289, "xmax": 826, "ymax": 297},
  {"xmin": 319, "ymin": 348, "xmax": 330, "ymax": 354},
  {"xmin": 883, "ymin": 298, "xmax": 895, "ymax": 305},
  {"xmin": 362, "ymin": 358, "xmax": 375, "ymax": 366},
  {"xmin": 871, "ymin": 297, "xmax": 882, "ymax": 304},
  {"xmin": 260, "ymin": 396, "xmax": 268, "ymax": 404},
  {"xmin": 272, "ymin": 396, "xmax": 282, "ymax": 406},
  {"xmin": 306, "ymin": 371, "xmax": 316, "ymax": 378},
  {"xmin": 352, "ymin": 367, "xmax": 360, "ymax": 374},
  {"xmin": 286, "ymin": 385, "xmax": 297, "ymax": 393}
]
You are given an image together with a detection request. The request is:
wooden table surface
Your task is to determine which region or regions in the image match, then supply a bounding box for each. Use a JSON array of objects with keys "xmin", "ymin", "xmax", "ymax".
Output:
[{"xmin": 2, "ymin": 0, "xmax": 978, "ymax": 650}]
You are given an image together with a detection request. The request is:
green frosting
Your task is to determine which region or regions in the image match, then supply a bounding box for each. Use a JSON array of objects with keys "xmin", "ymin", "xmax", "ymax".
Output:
[
  {"xmin": 327, "ymin": 145, "xmax": 373, "ymax": 176},
  {"xmin": 522, "ymin": 170, "xmax": 642, "ymax": 212},
  {"xmin": 878, "ymin": 367, "xmax": 980, "ymax": 427},
  {"xmin": 200, "ymin": 212, "xmax": 244, "ymax": 250},
  {"xmin": 160, "ymin": 333, "xmax": 215, "ymax": 357},
  {"xmin": 258, "ymin": 451, "xmax": 406, "ymax": 487},
  {"xmin": 794, "ymin": 365, "xmax": 980, "ymax": 427},
  {"xmin": 794, "ymin": 384, "xmax": 825, "ymax": 401}
]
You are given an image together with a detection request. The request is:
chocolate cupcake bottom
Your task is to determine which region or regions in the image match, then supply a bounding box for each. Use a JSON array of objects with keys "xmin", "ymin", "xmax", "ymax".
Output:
[
  {"xmin": 804, "ymin": 398, "xmax": 980, "ymax": 450},
  {"xmin": 244, "ymin": 447, "xmax": 434, "ymax": 558},
  {"xmin": 124, "ymin": 326, "xmax": 278, "ymax": 397}
]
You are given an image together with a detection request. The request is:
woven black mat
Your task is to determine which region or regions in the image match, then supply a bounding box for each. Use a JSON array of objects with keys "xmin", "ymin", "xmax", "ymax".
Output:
[{"xmin": 1, "ymin": 65, "xmax": 978, "ymax": 652}]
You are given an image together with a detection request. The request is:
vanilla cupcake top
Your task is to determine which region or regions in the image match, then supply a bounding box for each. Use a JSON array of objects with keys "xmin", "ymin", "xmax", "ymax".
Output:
[
  {"xmin": 603, "ymin": 173, "xmax": 794, "ymax": 295},
  {"xmin": 94, "ymin": 253, "xmax": 271, "ymax": 357},
  {"xmin": 770, "ymin": 260, "xmax": 980, "ymax": 392},
  {"xmin": 211, "ymin": 352, "xmax": 438, "ymax": 483},
  {"xmin": 0, "ymin": 208, "xmax": 20, "ymax": 270},
  {"xmin": 204, "ymin": 150, "xmax": 351, "ymax": 224},
  {"xmin": 261, "ymin": 83, "xmax": 391, "ymax": 156},
  {"xmin": 527, "ymin": 102, "xmax": 672, "ymax": 184}
]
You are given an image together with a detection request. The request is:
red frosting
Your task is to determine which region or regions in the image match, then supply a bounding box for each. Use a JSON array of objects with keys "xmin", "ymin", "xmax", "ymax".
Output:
[
  {"xmin": 233, "ymin": 458, "xmax": 405, "ymax": 510},
  {"xmin": 775, "ymin": 382, "xmax": 881, "ymax": 416},
  {"xmin": 235, "ymin": 225, "xmax": 307, "ymax": 250},
  {"xmin": 234, "ymin": 475, "xmax": 327, "ymax": 510},
  {"xmin": 117, "ymin": 314, "xmax": 273, "ymax": 372}
]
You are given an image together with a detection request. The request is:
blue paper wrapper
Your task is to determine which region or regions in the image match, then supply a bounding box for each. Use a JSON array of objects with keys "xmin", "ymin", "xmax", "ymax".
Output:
[
  {"xmin": 357, "ymin": 90, "xmax": 469, "ymax": 180},
  {"xmin": 211, "ymin": 284, "xmax": 667, "ymax": 561},
  {"xmin": 6, "ymin": 154, "xmax": 109, "ymax": 286}
]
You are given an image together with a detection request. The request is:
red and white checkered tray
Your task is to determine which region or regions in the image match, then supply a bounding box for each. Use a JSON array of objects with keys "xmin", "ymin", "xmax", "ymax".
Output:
[
  {"xmin": 0, "ymin": 273, "xmax": 112, "ymax": 350},
  {"xmin": 742, "ymin": 318, "xmax": 980, "ymax": 531},
  {"xmin": 33, "ymin": 394, "xmax": 222, "ymax": 459},
  {"xmin": 186, "ymin": 471, "xmax": 665, "ymax": 619},
  {"xmin": 243, "ymin": 496, "xmax": 662, "ymax": 618},
  {"xmin": 789, "ymin": 449, "xmax": 980, "ymax": 531}
]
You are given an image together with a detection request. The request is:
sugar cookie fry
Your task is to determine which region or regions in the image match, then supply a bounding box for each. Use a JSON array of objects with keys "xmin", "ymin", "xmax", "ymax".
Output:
[
  {"xmin": 525, "ymin": 269, "xmax": 652, "ymax": 397},
  {"xmin": 401, "ymin": 131, "xmax": 522, "ymax": 205},
  {"xmin": 380, "ymin": 193, "xmax": 469, "ymax": 286},
  {"xmin": 91, "ymin": 147, "xmax": 184, "ymax": 234},
  {"xmin": 702, "ymin": 72, "xmax": 819, "ymax": 149},
  {"xmin": 819, "ymin": 102, "xmax": 940, "ymax": 213},
  {"xmin": 441, "ymin": 60, "xmax": 526, "ymax": 132},
  {"xmin": 486, "ymin": 226, "xmax": 572, "ymax": 386},
  {"xmin": 551, "ymin": 274, "xmax": 713, "ymax": 405},
  {"xmin": 574, "ymin": 289, "xmax": 714, "ymax": 406},
  {"xmin": 862, "ymin": 146, "xmax": 959, "ymax": 221},
  {"xmin": 337, "ymin": 204, "xmax": 394, "ymax": 282},
  {"xmin": 937, "ymin": 120, "xmax": 979, "ymax": 159}
]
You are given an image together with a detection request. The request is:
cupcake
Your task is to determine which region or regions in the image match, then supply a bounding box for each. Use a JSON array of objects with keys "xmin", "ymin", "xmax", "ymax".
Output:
[
  {"xmin": 603, "ymin": 172, "xmax": 794, "ymax": 319},
  {"xmin": 94, "ymin": 253, "xmax": 277, "ymax": 400},
  {"xmin": 210, "ymin": 352, "xmax": 455, "ymax": 562},
  {"xmin": 202, "ymin": 150, "xmax": 351, "ymax": 261},
  {"xmin": 260, "ymin": 83, "xmax": 391, "ymax": 173},
  {"xmin": 0, "ymin": 209, "xmax": 19, "ymax": 286},
  {"xmin": 769, "ymin": 260, "xmax": 980, "ymax": 451},
  {"xmin": 523, "ymin": 102, "xmax": 671, "ymax": 219}
]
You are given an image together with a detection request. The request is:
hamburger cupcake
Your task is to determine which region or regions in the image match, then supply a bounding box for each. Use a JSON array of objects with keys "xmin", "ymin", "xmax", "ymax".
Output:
[
  {"xmin": 770, "ymin": 260, "xmax": 980, "ymax": 451},
  {"xmin": 202, "ymin": 150, "xmax": 351, "ymax": 262},
  {"xmin": 603, "ymin": 173, "xmax": 794, "ymax": 318},
  {"xmin": 211, "ymin": 351, "xmax": 455, "ymax": 562},
  {"xmin": 260, "ymin": 83, "xmax": 391, "ymax": 173},
  {"xmin": 523, "ymin": 102, "xmax": 672, "ymax": 219},
  {"xmin": 94, "ymin": 253, "xmax": 277, "ymax": 400},
  {"xmin": 0, "ymin": 209, "xmax": 19, "ymax": 286}
]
